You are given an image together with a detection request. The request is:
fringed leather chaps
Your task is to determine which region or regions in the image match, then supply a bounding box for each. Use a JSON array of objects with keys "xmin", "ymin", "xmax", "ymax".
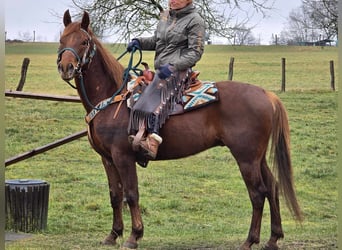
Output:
[{"xmin": 128, "ymin": 70, "xmax": 189, "ymax": 135}]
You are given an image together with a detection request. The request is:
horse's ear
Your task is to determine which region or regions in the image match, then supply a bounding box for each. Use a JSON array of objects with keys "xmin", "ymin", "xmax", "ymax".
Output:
[
  {"xmin": 81, "ymin": 11, "xmax": 90, "ymax": 30},
  {"xmin": 63, "ymin": 9, "xmax": 72, "ymax": 27}
]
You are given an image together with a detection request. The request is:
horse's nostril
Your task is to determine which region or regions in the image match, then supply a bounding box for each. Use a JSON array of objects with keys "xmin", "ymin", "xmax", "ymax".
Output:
[
  {"xmin": 58, "ymin": 62, "xmax": 75, "ymax": 81},
  {"xmin": 67, "ymin": 63, "xmax": 75, "ymax": 73},
  {"xmin": 57, "ymin": 63, "xmax": 63, "ymax": 72},
  {"xmin": 58, "ymin": 62, "xmax": 75, "ymax": 75}
]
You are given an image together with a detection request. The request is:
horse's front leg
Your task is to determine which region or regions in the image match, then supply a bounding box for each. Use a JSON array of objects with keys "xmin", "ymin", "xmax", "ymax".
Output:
[
  {"xmin": 115, "ymin": 158, "xmax": 144, "ymax": 249},
  {"xmin": 101, "ymin": 157, "xmax": 124, "ymax": 245},
  {"xmin": 123, "ymin": 188, "xmax": 144, "ymax": 249}
]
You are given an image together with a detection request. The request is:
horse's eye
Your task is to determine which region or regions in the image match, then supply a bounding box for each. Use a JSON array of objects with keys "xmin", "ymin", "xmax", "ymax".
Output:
[{"xmin": 82, "ymin": 40, "xmax": 89, "ymax": 46}]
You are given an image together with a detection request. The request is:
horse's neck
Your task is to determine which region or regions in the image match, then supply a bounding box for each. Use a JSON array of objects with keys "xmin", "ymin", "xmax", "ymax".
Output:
[{"xmin": 76, "ymin": 54, "xmax": 118, "ymax": 113}]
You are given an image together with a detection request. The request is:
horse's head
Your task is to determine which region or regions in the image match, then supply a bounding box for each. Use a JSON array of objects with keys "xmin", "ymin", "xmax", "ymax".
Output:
[{"xmin": 57, "ymin": 10, "xmax": 96, "ymax": 81}]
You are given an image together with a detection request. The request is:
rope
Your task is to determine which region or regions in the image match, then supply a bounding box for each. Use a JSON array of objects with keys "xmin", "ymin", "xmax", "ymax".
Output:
[{"xmin": 81, "ymin": 47, "xmax": 143, "ymax": 111}]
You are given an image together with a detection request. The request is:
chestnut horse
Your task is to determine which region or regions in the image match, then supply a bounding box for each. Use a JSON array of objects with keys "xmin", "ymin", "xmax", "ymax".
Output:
[{"xmin": 57, "ymin": 10, "xmax": 302, "ymax": 250}]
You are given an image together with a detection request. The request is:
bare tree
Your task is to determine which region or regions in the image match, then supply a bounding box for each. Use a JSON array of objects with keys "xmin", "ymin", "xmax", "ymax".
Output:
[
  {"xmin": 302, "ymin": 0, "xmax": 338, "ymax": 39},
  {"xmin": 279, "ymin": 0, "xmax": 338, "ymax": 45},
  {"xmin": 70, "ymin": 0, "xmax": 274, "ymax": 42},
  {"xmin": 230, "ymin": 25, "xmax": 258, "ymax": 45},
  {"xmin": 18, "ymin": 31, "xmax": 33, "ymax": 42},
  {"xmin": 287, "ymin": 6, "xmax": 318, "ymax": 43}
]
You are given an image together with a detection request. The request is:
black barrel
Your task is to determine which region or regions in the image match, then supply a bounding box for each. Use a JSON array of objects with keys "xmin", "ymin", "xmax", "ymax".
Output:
[{"xmin": 5, "ymin": 179, "xmax": 50, "ymax": 232}]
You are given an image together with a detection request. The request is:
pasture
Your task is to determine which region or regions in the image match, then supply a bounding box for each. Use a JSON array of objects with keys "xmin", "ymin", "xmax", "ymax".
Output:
[{"xmin": 5, "ymin": 43, "xmax": 338, "ymax": 249}]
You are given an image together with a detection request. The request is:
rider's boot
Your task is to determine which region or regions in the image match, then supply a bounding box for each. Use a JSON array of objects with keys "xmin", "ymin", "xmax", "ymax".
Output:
[
  {"xmin": 140, "ymin": 115, "xmax": 162, "ymax": 160},
  {"xmin": 139, "ymin": 133, "xmax": 162, "ymax": 160}
]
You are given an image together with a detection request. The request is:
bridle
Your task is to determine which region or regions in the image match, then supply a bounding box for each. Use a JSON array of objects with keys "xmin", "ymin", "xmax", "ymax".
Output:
[
  {"xmin": 57, "ymin": 27, "xmax": 142, "ymax": 112},
  {"xmin": 57, "ymin": 28, "xmax": 96, "ymax": 90}
]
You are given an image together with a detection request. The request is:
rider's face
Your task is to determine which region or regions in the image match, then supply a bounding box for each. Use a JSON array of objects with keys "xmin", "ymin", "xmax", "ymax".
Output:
[{"xmin": 169, "ymin": 0, "xmax": 191, "ymax": 10}]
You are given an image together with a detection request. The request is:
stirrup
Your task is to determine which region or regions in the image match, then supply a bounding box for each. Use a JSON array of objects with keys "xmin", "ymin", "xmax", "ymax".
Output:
[
  {"xmin": 129, "ymin": 127, "xmax": 146, "ymax": 152},
  {"xmin": 128, "ymin": 135, "xmax": 135, "ymax": 144}
]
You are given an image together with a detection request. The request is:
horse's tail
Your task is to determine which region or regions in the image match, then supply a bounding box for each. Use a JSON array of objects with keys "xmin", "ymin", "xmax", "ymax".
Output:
[{"xmin": 266, "ymin": 91, "xmax": 303, "ymax": 222}]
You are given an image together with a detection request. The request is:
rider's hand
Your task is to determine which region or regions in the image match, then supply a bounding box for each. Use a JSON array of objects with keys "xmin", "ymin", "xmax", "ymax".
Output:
[
  {"xmin": 158, "ymin": 64, "xmax": 175, "ymax": 79},
  {"xmin": 127, "ymin": 39, "xmax": 140, "ymax": 52}
]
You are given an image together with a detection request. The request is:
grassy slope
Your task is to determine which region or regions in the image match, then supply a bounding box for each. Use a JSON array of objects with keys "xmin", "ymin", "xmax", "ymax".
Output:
[{"xmin": 5, "ymin": 43, "xmax": 338, "ymax": 249}]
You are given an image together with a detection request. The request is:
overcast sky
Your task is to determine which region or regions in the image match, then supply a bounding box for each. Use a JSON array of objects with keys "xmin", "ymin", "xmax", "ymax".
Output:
[{"xmin": 5, "ymin": 0, "xmax": 302, "ymax": 45}]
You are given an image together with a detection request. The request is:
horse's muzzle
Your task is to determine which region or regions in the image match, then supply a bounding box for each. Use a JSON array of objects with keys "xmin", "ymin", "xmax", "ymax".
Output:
[
  {"xmin": 57, "ymin": 49, "xmax": 80, "ymax": 81},
  {"xmin": 58, "ymin": 61, "xmax": 77, "ymax": 81}
]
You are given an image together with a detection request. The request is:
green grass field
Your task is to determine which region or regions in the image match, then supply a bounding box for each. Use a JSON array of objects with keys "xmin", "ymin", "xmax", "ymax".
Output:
[{"xmin": 5, "ymin": 43, "xmax": 338, "ymax": 249}]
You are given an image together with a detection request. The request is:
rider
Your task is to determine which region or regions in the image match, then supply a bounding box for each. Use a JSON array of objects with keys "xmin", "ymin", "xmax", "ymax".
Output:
[{"xmin": 127, "ymin": 0, "xmax": 205, "ymax": 160}]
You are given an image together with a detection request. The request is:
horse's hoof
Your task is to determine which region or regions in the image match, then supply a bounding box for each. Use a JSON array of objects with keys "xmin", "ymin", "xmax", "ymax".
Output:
[
  {"xmin": 100, "ymin": 234, "xmax": 116, "ymax": 245},
  {"xmin": 238, "ymin": 244, "xmax": 251, "ymax": 250},
  {"xmin": 100, "ymin": 239, "xmax": 116, "ymax": 246},
  {"xmin": 262, "ymin": 243, "xmax": 279, "ymax": 250},
  {"xmin": 123, "ymin": 241, "xmax": 138, "ymax": 249}
]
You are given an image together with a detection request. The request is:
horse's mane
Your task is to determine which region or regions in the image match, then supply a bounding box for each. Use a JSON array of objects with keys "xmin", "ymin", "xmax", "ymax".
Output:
[
  {"xmin": 90, "ymin": 31, "xmax": 125, "ymax": 86},
  {"xmin": 63, "ymin": 22, "xmax": 125, "ymax": 86}
]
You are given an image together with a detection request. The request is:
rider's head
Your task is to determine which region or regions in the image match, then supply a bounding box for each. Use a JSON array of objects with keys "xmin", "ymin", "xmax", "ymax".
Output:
[{"xmin": 169, "ymin": 0, "xmax": 192, "ymax": 10}]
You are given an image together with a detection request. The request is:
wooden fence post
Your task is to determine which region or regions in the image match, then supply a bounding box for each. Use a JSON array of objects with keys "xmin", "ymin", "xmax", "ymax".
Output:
[
  {"xmin": 281, "ymin": 58, "xmax": 286, "ymax": 92},
  {"xmin": 16, "ymin": 57, "xmax": 30, "ymax": 91},
  {"xmin": 228, "ymin": 57, "xmax": 234, "ymax": 80},
  {"xmin": 330, "ymin": 60, "xmax": 335, "ymax": 91}
]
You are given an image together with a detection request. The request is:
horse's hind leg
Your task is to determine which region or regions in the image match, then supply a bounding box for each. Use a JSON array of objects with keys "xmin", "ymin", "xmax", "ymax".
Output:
[
  {"xmin": 261, "ymin": 157, "xmax": 284, "ymax": 250},
  {"xmin": 237, "ymin": 156, "xmax": 284, "ymax": 250},
  {"xmin": 236, "ymin": 159, "xmax": 267, "ymax": 250},
  {"xmin": 101, "ymin": 157, "xmax": 125, "ymax": 245}
]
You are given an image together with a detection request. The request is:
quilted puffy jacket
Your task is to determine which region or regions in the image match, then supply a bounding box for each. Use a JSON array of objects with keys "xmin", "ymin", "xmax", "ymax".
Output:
[{"xmin": 137, "ymin": 4, "xmax": 205, "ymax": 71}]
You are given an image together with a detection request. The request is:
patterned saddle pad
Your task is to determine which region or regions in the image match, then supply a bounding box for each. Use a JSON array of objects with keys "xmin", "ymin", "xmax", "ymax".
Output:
[{"xmin": 182, "ymin": 81, "xmax": 218, "ymax": 111}]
